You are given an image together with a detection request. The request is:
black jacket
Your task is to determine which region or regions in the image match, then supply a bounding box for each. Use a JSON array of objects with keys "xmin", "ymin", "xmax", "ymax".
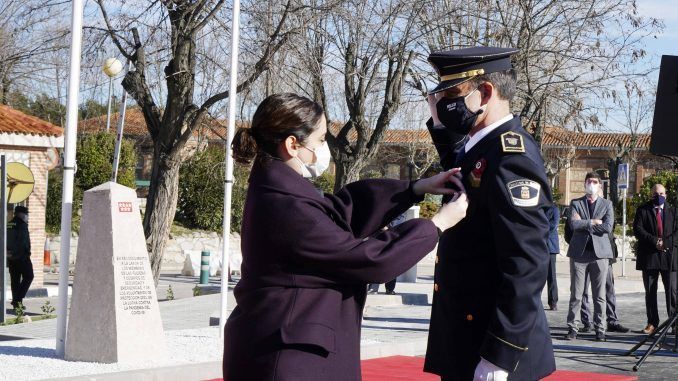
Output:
[
  {"xmin": 424, "ymin": 117, "xmax": 555, "ymax": 380},
  {"xmin": 633, "ymin": 202, "xmax": 678, "ymax": 271},
  {"xmin": 7, "ymin": 216, "xmax": 30, "ymax": 261}
]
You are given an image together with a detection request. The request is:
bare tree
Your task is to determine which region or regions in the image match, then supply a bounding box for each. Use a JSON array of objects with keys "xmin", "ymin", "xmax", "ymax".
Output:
[
  {"xmin": 0, "ymin": 1, "xmax": 69, "ymax": 104},
  {"xmin": 413, "ymin": 0, "xmax": 662, "ymax": 144},
  {"xmin": 301, "ymin": 0, "xmax": 424, "ymax": 190},
  {"xmin": 543, "ymin": 144, "xmax": 577, "ymax": 190},
  {"xmin": 92, "ymin": 0, "xmax": 321, "ymax": 283},
  {"xmin": 602, "ymin": 77, "xmax": 655, "ymax": 202}
]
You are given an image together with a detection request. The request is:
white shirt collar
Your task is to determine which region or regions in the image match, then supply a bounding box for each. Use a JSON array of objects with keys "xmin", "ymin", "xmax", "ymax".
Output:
[{"xmin": 464, "ymin": 114, "xmax": 514, "ymax": 152}]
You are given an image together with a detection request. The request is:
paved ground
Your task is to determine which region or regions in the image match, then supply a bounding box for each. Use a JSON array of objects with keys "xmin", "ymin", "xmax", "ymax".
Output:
[{"xmin": 1, "ymin": 256, "xmax": 677, "ymax": 380}]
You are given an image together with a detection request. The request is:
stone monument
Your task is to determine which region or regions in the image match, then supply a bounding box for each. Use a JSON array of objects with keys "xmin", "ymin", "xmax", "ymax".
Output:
[{"xmin": 65, "ymin": 182, "xmax": 166, "ymax": 363}]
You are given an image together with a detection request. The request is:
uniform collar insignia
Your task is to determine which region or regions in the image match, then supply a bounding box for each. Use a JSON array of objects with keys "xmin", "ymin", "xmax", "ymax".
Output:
[{"xmin": 501, "ymin": 131, "xmax": 525, "ymax": 153}]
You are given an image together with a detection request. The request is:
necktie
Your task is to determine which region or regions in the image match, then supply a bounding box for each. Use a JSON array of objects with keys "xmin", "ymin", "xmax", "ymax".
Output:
[{"xmin": 656, "ymin": 207, "xmax": 663, "ymax": 238}]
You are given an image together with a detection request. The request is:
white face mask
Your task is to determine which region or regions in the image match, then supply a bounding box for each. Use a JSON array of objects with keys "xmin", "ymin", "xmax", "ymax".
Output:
[
  {"xmin": 585, "ymin": 183, "xmax": 599, "ymax": 195},
  {"xmin": 295, "ymin": 141, "xmax": 331, "ymax": 179}
]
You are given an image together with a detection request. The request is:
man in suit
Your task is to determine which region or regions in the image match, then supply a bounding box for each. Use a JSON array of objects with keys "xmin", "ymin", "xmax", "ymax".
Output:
[
  {"xmin": 424, "ymin": 46, "xmax": 555, "ymax": 381},
  {"xmin": 633, "ymin": 183, "xmax": 678, "ymax": 334},
  {"xmin": 565, "ymin": 172, "xmax": 615, "ymax": 342}
]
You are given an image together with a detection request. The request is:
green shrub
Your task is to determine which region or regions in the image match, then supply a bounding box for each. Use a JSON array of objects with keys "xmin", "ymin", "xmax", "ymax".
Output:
[
  {"xmin": 419, "ymin": 201, "xmax": 440, "ymax": 219},
  {"xmin": 76, "ymin": 132, "xmax": 136, "ymax": 190},
  {"xmin": 176, "ymin": 147, "xmax": 249, "ymax": 232},
  {"xmin": 46, "ymin": 133, "xmax": 136, "ymax": 232},
  {"xmin": 45, "ymin": 170, "xmax": 83, "ymax": 234},
  {"xmin": 312, "ymin": 172, "xmax": 335, "ymax": 194}
]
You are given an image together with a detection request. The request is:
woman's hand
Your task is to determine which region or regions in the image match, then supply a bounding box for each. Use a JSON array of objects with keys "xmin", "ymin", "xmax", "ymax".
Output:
[
  {"xmin": 431, "ymin": 192, "xmax": 468, "ymax": 232},
  {"xmin": 413, "ymin": 168, "xmax": 466, "ymax": 196}
]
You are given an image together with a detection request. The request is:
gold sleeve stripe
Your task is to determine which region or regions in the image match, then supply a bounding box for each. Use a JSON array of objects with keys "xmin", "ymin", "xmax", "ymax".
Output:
[{"xmin": 487, "ymin": 331, "xmax": 528, "ymax": 352}]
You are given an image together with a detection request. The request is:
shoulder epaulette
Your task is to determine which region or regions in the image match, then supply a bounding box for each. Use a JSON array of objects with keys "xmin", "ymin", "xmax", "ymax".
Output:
[{"xmin": 500, "ymin": 131, "xmax": 525, "ymax": 153}]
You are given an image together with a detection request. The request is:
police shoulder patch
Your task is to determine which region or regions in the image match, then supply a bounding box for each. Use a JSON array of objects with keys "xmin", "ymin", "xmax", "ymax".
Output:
[
  {"xmin": 506, "ymin": 179, "xmax": 540, "ymax": 207},
  {"xmin": 501, "ymin": 132, "xmax": 525, "ymax": 153}
]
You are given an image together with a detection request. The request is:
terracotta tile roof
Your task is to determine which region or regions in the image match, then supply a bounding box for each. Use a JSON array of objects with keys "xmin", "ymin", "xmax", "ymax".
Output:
[
  {"xmin": 79, "ymin": 107, "xmax": 232, "ymax": 141},
  {"xmin": 542, "ymin": 126, "xmax": 650, "ymax": 149},
  {"xmin": 90, "ymin": 112, "xmax": 647, "ymax": 150},
  {"xmin": 79, "ymin": 107, "xmax": 150, "ymax": 137},
  {"xmin": 327, "ymin": 123, "xmax": 430, "ymax": 144},
  {"xmin": 0, "ymin": 104, "xmax": 64, "ymax": 137}
]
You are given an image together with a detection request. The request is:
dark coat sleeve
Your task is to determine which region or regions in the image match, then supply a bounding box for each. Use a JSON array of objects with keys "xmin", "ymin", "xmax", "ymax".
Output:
[
  {"xmin": 633, "ymin": 205, "xmax": 657, "ymax": 246},
  {"xmin": 325, "ymin": 178, "xmax": 423, "ymax": 239},
  {"xmin": 479, "ymin": 154, "xmax": 551, "ymax": 372},
  {"xmin": 283, "ymin": 198, "xmax": 439, "ymax": 286},
  {"xmin": 426, "ymin": 118, "xmax": 465, "ymax": 170}
]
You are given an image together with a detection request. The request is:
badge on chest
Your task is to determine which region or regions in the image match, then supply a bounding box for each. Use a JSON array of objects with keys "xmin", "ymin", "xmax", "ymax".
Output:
[{"xmin": 467, "ymin": 158, "xmax": 487, "ymax": 188}]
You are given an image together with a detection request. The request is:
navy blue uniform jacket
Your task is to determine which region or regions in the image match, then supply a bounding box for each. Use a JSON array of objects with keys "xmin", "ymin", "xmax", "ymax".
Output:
[
  {"xmin": 546, "ymin": 205, "xmax": 560, "ymax": 254},
  {"xmin": 424, "ymin": 117, "xmax": 556, "ymax": 380},
  {"xmin": 223, "ymin": 158, "xmax": 440, "ymax": 381}
]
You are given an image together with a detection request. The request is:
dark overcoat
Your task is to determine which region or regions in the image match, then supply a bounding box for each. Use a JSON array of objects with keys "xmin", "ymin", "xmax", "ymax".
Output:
[
  {"xmin": 223, "ymin": 158, "xmax": 439, "ymax": 381},
  {"xmin": 424, "ymin": 117, "xmax": 556, "ymax": 380},
  {"xmin": 633, "ymin": 202, "xmax": 678, "ymax": 271},
  {"xmin": 7, "ymin": 216, "xmax": 31, "ymax": 261}
]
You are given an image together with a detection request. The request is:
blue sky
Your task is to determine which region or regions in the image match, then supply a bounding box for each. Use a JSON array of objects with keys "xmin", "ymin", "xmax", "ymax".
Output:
[{"xmin": 638, "ymin": 0, "xmax": 678, "ymax": 58}]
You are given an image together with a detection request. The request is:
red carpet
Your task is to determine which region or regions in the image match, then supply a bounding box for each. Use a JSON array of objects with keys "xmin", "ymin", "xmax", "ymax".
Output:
[
  {"xmin": 360, "ymin": 356, "xmax": 638, "ymax": 381},
  {"xmin": 211, "ymin": 355, "xmax": 638, "ymax": 381}
]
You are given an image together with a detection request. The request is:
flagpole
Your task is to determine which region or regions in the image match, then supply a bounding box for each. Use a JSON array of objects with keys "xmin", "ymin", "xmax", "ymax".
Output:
[
  {"xmin": 56, "ymin": 0, "xmax": 85, "ymax": 357},
  {"xmin": 220, "ymin": 0, "xmax": 241, "ymax": 338}
]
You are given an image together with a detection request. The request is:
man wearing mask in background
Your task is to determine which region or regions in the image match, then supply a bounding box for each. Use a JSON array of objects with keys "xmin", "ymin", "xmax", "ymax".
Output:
[
  {"xmin": 424, "ymin": 47, "xmax": 555, "ymax": 381},
  {"xmin": 7, "ymin": 205, "xmax": 33, "ymax": 309},
  {"xmin": 633, "ymin": 184, "xmax": 678, "ymax": 334},
  {"xmin": 565, "ymin": 172, "xmax": 614, "ymax": 342}
]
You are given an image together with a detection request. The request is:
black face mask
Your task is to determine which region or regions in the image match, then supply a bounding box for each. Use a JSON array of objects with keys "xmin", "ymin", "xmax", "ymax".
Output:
[
  {"xmin": 436, "ymin": 90, "xmax": 484, "ymax": 135},
  {"xmin": 653, "ymin": 194, "xmax": 666, "ymax": 206}
]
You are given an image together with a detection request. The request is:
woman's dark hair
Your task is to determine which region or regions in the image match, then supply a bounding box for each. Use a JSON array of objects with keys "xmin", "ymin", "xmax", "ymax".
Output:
[{"xmin": 232, "ymin": 93, "xmax": 324, "ymax": 164}]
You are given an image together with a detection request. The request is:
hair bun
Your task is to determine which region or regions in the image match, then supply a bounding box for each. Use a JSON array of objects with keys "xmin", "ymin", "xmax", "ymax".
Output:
[{"xmin": 232, "ymin": 127, "xmax": 258, "ymax": 164}]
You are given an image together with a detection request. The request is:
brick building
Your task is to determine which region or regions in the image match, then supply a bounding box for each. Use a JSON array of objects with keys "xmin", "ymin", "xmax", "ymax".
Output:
[
  {"xmin": 541, "ymin": 126, "xmax": 674, "ymax": 204},
  {"xmin": 0, "ymin": 105, "xmax": 64, "ymax": 289}
]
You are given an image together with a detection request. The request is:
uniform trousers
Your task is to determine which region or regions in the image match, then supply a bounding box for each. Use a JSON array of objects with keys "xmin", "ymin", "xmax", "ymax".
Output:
[{"xmin": 8, "ymin": 258, "xmax": 34, "ymax": 304}]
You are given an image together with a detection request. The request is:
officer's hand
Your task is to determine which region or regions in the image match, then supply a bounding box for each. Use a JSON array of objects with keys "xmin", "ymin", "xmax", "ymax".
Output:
[
  {"xmin": 431, "ymin": 192, "xmax": 468, "ymax": 232},
  {"xmin": 592, "ymin": 219, "xmax": 603, "ymax": 225},
  {"xmin": 413, "ymin": 168, "xmax": 466, "ymax": 196},
  {"xmin": 428, "ymin": 93, "xmax": 443, "ymax": 126},
  {"xmin": 473, "ymin": 357, "xmax": 508, "ymax": 381}
]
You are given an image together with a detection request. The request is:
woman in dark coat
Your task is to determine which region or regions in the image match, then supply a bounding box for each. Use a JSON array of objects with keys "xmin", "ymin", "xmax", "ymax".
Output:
[{"xmin": 223, "ymin": 93, "xmax": 468, "ymax": 381}]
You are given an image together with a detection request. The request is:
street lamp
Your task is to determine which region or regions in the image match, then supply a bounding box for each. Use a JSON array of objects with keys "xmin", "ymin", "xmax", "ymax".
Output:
[{"xmin": 103, "ymin": 57, "xmax": 122, "ymax": 132}]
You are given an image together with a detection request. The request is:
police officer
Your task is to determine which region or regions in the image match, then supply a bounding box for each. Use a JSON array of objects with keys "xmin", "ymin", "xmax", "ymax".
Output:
[
  {"xmin": 7, "ymin": 205, "xmax": 33, "ymax": 308},
  {"xmin": 423, "ymin": 47, "xmax": 556, "ymax": 381}
]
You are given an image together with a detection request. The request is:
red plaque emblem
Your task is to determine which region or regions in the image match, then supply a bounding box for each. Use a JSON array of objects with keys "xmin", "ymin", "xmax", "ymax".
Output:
[
  {"xmin": 468, "ymin": 158, "xmax": 486, "ymax": 188},
  {"xmin": 118, "ymin": 202, "xmax": 133, "ymax": 213}
]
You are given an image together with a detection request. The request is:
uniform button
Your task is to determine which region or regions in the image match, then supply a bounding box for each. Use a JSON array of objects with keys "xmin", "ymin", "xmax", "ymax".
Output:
[
  {"xmin": 466, "ymin": 314, "xmax": 473, "ymax": 321},
  {"xmin": 434, "ymin": 283, "xmax": 439, "ymax": 292}
]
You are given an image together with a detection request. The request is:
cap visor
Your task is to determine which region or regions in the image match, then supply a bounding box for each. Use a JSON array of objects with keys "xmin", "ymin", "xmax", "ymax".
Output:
[{"xmin": 428, "ymin": 77, "xmax": 475, "ymax": 95}]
